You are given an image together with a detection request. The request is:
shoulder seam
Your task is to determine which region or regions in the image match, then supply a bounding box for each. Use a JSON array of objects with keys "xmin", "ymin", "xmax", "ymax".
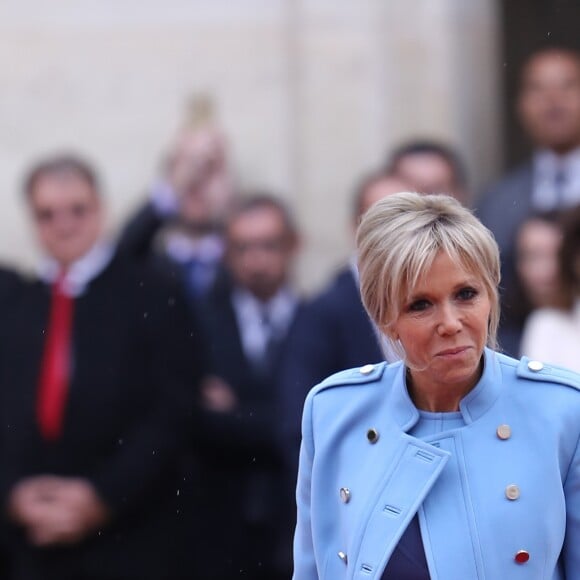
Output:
[
  {"xmin": 312, "ymin": 362, "xmax": 388, "ymax": 395},
  {"xmin": 516, "ymin": 357, "xmax": 580, "ymax": 391}
]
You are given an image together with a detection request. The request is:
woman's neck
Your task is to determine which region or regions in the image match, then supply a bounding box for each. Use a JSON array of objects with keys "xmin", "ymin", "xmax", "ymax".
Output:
[
  {"xmin": 407, "ymin": 386, "xmax": 464, "ymax": 412},
  {"xmin": 405, "ymin": 359, "xmax": 483, "ymax": 413}
]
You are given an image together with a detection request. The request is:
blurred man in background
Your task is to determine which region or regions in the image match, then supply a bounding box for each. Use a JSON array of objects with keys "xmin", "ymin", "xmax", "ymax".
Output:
[
  {"xmin": 194, "ymin": 194, "xmax": 301, "ymax": 579},
  {"xmin": 0, "ymin": 155, "xmax": 207, "ymax": 580},
  {"xmin": 477, "ymin": 47, "xmax": 580, "ymax": 289}
]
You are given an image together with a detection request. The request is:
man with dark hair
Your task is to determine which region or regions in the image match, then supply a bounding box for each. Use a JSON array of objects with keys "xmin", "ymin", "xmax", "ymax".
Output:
[
  {"xmin": 387, "ymin": 139, "xmax": 469, "ymax": 203},
  {"xmin": 23, "ymin": 155, "xmax": 100, "ymax": 199},
  {"xmin": 477, "ymin": 47, "xmax": 580, "ymax": 334},
  {"xmin": 194, "ymin": 193, "xmax": 301, "ymax": 579},
  {"xmin": 0, "ymin": 154, "xmax": 207, "ymax": 580}
]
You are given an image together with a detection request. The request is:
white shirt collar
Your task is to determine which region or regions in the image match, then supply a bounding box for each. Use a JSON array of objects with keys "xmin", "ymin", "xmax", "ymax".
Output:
[
  {"xmin": 232, "ymin": 286, "xmax": 297, "ymax": 330},
  {"xmin": 164, "ymin": 231, "xmax": 224, "ymax": 264},
  {"xmin": 532, "ymin": 147, "xmax": 580, "ymax": 210},
  {"xmin": 37, "ymin": 240, "xmax": 115, "ymax": 297},
  {"xmin": 231, "ymin": 285, "xmax": 298, "ymax": 363},
  {"xmin": 534, "ymin": 147, "xmax": 580, "ymax": 171}
]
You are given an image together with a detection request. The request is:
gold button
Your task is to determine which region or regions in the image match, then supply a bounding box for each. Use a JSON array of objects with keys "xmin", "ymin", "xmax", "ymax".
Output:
[
  {"xmin": 496, "ymin": 424, "xmax": 511, "ymax": 440},
  {"xmin": 337, "ymin": 551, "xmax": 348, "ymax": 563},
  {"xmin": 505, "ymin": 484, "xmax": 520, "ymax": 500},
  {"xmin": 360, "ymin": 364, "xmax": 375, "ymax": 375},
  {"xmin": 339, "ymin": 487, "xmax": 351, "ymax": 503},
  {"xmin": 527, "ymin": 360, "xmax": 544, "ymax": 372},
  {"xmin": 367, "ymin": 428, "xmax": 380, "ymax": 443}
]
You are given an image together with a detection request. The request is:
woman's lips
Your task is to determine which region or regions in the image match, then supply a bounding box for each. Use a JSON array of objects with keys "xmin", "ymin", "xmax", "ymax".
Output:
[{"xmin": 436, "ymin": 346, "xmax": 470, "ymax": 357}]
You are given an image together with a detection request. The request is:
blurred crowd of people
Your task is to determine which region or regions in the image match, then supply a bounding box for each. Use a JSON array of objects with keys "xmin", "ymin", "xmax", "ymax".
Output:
[{"xmin": 1, "ymin": 45, "xmax": 580, "ymax": 579}]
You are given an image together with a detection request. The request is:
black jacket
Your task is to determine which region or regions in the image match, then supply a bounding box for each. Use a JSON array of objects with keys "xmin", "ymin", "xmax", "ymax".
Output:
[{"xmin": 0, "ymin": 252, "xmax": 207, "ymax": 579}]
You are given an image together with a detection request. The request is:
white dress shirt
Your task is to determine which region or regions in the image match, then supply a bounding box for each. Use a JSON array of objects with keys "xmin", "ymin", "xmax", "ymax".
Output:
[
  {"xmin": 37, "ymin": 241, "xmax": 115, "ymax": 297},
  {"xmin": 231, "ymin": 286, "xmax": 298, "ymax": 366}
]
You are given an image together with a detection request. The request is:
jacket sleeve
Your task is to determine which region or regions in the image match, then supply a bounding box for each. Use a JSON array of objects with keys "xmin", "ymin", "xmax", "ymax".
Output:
[
  {"xmin": 292, "ymin": 388, "xmax": 319, "ymax": 580},
  {"xmin": 564, "ymin": 428, "xmax": 580, "ymax": 578},
  {"xmin": 116, "ymin": 202, "xmax": 167, "ymax": 259}
]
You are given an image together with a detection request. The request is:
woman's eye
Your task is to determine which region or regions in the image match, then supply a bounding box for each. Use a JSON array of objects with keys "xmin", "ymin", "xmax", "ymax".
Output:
[
  {"xmin": 408, "ymin": 299, "xmax": 431, "ymax": 312},
  {"xmin": 457, "ymin": 287, "xmax": 478, "ymax": 300}
]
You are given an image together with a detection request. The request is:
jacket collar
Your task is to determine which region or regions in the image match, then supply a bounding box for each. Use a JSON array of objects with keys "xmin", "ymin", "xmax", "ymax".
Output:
[{"xmin": 386, "ymin": 348, "xmax": 503, "ymax": 432}]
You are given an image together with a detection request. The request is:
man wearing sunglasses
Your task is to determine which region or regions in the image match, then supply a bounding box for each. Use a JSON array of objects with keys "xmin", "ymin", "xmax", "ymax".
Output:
[{"xmin": 0, "ymin": 154, "xmax": 207, "ymax": 580}]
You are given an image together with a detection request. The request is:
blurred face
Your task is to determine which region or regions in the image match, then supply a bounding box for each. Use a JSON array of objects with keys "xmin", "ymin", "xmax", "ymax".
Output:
[
  {"xmin": 394, "ymin": 153, "xmax": 459, "ymax": 197},
  {"xmin": 516, "ymin": 218, "xmax": 562, "ymax": 307},
  {"xmin": 178, "ymin": 183, "xmax": 217, "ymax": 232},
  {"xmin": 226, "ymin": 206, "xmax": 296, "ymax": 301},
  {"xmin": 518, "ymin": 51, "xmax": 580, "ymax": 152},
  {"xmin": 29, "ymin": 173, "xmax": 103, "ymax": 268},
  {"xmin": 390, "ymin": 251, "xmax": 491, "ymax": 408}
]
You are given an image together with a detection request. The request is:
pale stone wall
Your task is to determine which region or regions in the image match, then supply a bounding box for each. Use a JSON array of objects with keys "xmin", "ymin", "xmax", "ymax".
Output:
[{"xmin": 0, "ymin": 0, "xmax": 501, "ymax": 293}]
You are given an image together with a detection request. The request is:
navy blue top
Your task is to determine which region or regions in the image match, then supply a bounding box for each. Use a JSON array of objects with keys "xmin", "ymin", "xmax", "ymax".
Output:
[{"xmin": 381, "ymin": 515, "xmax": 430, "ymax": 579}]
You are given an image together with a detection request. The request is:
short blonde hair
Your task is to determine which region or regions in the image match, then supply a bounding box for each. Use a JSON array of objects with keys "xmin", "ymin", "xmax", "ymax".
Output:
[{"xmin": 356, "ymin": 192, "xmax": 500, "ymax": 354}]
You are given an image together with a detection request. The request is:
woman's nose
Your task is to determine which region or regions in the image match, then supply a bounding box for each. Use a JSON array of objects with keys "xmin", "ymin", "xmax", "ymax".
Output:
[{"xmin": 436, "ymin": 304, "xmax": 462, "ymax": 335}]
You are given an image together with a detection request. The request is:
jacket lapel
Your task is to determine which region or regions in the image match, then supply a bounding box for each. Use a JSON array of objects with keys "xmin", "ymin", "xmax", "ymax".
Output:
[
  {"xmin": 348, "ymin": 431, "xmax": 449, "ymax": 580},
  {"xmin": 419, "ymin": 433, "xmax": 486, "ymax": 580}
]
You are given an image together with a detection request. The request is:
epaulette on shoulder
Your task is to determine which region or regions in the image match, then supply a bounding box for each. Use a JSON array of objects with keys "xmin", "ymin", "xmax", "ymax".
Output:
[
  {"xmin": 516, "ymin": 356, "xmax": 580, "ymax": 391},
  {"xmin": 314, "ymin": 361, "xmax": 387, "ymax": 395}
]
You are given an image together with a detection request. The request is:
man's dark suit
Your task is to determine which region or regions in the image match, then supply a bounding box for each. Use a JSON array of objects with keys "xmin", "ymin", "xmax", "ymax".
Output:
[
  {"xmin": 476, "ymin": 162, "xmax": 534, "ymax": 278},
  {"xmin": 193, "ymin": 279, "xmax": 301, "ymax": 580},
  {"xmin": 476, "ymin": 163, "xmax": 535, "ymax": 356},
  {"xmin": 0, "ymin": 266, "xmax": 23, "ymax": 578},
  {"xmin": 278, "ymin": 267, "xmax": 384, "ymax": 478},
  {"xmin": 0, "ymin": 252, "xmax": 207, "ymax": 580},
  {"xmin": 0, "ymin": 267, "xmax": 23, "ymax": 306}
]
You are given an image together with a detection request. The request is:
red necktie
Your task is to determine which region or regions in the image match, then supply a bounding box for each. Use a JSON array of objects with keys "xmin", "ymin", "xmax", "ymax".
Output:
[{"xmin": 36, "ymin": 274, "xmax": 74, "ymax": 441}]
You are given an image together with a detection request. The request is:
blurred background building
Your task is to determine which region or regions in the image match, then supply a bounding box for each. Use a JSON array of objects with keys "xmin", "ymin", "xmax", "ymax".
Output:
[{"xmin": 0, "ymin": 0, "xmax": 577, "ymax": 293}]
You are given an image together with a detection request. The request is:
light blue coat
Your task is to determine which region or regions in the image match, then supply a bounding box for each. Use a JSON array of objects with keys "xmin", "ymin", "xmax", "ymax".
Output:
[{"xmin": 293, "ymin": 349, "xmax": 580, "ymax": 579}]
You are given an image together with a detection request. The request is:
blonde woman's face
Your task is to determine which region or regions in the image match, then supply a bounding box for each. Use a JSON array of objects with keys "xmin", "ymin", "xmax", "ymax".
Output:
[{"xmin": 390, "ymin": 251, "xmax": 491, "ymax": 399}]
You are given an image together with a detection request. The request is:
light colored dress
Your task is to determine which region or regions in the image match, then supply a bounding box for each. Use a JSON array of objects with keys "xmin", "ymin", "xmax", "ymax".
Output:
[{"xmin": 520, "ymin": 299, "xmax": 580, "ymax": 372}]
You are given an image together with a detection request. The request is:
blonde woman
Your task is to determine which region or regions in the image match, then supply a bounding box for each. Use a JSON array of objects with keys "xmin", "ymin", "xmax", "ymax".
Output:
[{"xmin": 293, "ymin": 192, "xmax": 580, "ymax": 579}]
